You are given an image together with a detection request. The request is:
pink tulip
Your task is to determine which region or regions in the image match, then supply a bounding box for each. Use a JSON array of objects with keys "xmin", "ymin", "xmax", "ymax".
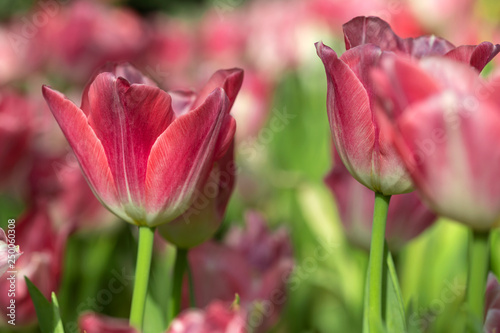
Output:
[
  {"xmin": 325, "ymin": 148, "xmax": 436, "ymax": 251},
  {"xmin": 373, "ymin": 55, "xmax": 500, "ymax": 230},
  {"xmin": 168, "ymin": 301, "xmax": 246, "ymax": 333},
  {"xmin": 79, "ymin": 312, "xmax": 138, "ymax": 333},
  {"xmin": 0, "ymin": 228, "xmax": 22, "ymax": 277},
  {"xmin": 485, "ymin": 273, "xmax": 500, "ymax": 332},
  {"xmin": 185, "ymin": 211, "xmax": 293, "ymax": 332},
  {"xmin": 0, "ymin": 204, "xmax": 68, "ymax": 326},
  {"xmin": 42, "ymin": 64, "xmax": 243, "ymax": 228},
  {"xmin": 316, "ymin": 16, "xmax": 499, "ymax": 195}
]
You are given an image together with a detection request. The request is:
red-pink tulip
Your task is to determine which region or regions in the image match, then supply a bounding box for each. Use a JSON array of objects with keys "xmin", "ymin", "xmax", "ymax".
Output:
[
  {"xmin": 79, "ymin": 312, "xmax": 138, "ymax": 333},
  {"xmin": 485, "ymin": 273, "xmax": 500, "ymax": 332},
  {"xmin": 42, "ymin": 64, "xmax": 242, "ymax": 228},
  {"xmin": 325, "ymin": 148, "xmax": 436, "ymax": 251},
  {"xmin": 184, "ymin": 211, "xmax": 293, "ymax": 332},
  {"xmin": 373, "ymin": 55, "xmax": 500, "ymax": 230},
  {"xmin": 316, "ymin": 16, "xmax": 500, "ymax": 195},
  {"xmin": 168, "ymin": 301, "xmax": 246, "ymax": 333},
  {"xmin": 0, "ymin": 204, "xmax": 68, "ymax": 326}
]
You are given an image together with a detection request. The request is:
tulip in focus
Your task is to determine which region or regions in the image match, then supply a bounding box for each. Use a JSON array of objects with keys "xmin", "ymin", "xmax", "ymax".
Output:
[
  {"xmin": 43, "ymin": 64, "xmax": 243, "ymax": 229},
  {"xmin": 0, "ymin": 228, "xmax": 22, "ymax": 277},
  {"xmin": 185, "ymin": 211, "xmax": 293, "ymax": 332},
  {"xmin": 316, "ymin": 16, "xmax": 500, "ymax": 195},
  {"xmin": 373, "ymin": 56, "xmax": 500, "ymax": 230},
  {"xmin": 485, "ymin": 273, "xmax": 500, "ymax": 332},
  {"xmin": 325, "ymin": 149, "xmax": 436, "ymax": 251},
  {"xmin": 168, "ymin": 301, "xmax": 246, "ymax": 333}
]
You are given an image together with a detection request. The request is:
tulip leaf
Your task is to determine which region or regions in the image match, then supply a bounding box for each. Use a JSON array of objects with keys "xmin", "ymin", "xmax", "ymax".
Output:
[
  {"xmin": 143, "ymin": 292, "xmax": 165, "ymax": 333},
  {"xmin": 362, "ymin": 246, "xmax": 406, "ymax": 333},
  {"xmin": 385, "ymin": 249, "xmax": 407, "ymax": 332},
  {"xmin": 25, "ymin": 277, "xmax": 65, "ymax": 333}
]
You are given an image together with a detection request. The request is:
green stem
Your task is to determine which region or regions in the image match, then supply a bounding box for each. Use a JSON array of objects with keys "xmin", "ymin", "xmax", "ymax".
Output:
[
  {"xmin": 130, "ymin": 226, "xmax": 156, "ymax": 330},
  {"xmin": 368, "ymin": 192, "xmax": 391, "ymax": 332},
  {"xmin": 170, "ymin": 248, "xmax": 188, "ymax": 319},
  {"xmin": 466, "ymin": 230, "xmax": 490, "ymax": 321}
]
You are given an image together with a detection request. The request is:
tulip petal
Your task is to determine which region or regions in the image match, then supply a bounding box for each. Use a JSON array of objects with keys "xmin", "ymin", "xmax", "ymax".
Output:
[
  {"xmin": 406, "ymin": 36, "xmax": 455, "ymax": 58},
  {"xmin": 146, "ymin": 88, "xmax": 229, "ymax": 226},
  {"xmin": 316, "ymin": 42, "xmax": 376, "ymax": 187},
  {"xmin": 343, "ymin": 16, "xmax": 405, "ymax": 52},
  {"xmin": 42, "ymin": 86, "xmax": 118, "ymax": 210},
  {"xmin": 86, "ymin": 73, "xmax": 173, "ymax": 219},
  {"xmin": 445, "ymin": 42, "xmax": 500, "ymax": 72},
  {"xmin": 169, "ymin": 90, "xmax": 197, "ymax": 116},
  {"xmin": 192, "ymin": 68, "xmax": 244, "ymax": 110}
]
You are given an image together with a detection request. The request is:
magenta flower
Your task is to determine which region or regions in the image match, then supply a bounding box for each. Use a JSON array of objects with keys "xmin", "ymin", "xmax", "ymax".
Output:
[
  {"xmin": 168, "ymin": 301, "xmax": 246, "ymax": 333},
  {"xmin": 485, "ymin": 273, "xmax": 500, "ymax": 332},
  {"xmin": 42, "ymin": 64, "xmax": 243, "ymax": 227},
  {"xmin": 184, "ymin": 211, "xmax": 293, "ymax": 332},
  {"xmin": 373, "ymin": 55, "xmax": 500, "ymax": 230},
  {"xmin": 316, "ymin": 16, "xmax": 499, "ymax": 195},
  {"xmin": 325, "ymin": 148, "xmax": 436, "ymax": 251}
]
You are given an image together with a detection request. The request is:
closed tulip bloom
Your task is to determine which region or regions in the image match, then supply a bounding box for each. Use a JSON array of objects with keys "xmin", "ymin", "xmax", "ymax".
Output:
[
  {"xmin": 373, "ymin": 56, "xmax": 500, "ymax": 230},
  {"xmin": 43, "ymin": 64, "xmax": 243, "ymax": 227},
  {"xmin": 325, "ymin": 149, "xmax": 436, "ymax": 251},
  {"xmin": 316, "ymin": 16, "xmax": 499, "ymax": 195},
  {"xmin": 485, "ymin": 273, "xmax": 500, "ymax": 332}
]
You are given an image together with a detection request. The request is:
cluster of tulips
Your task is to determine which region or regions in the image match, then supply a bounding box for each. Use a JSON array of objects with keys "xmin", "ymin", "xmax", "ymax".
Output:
[{"xmin": 1, "ymin": 0, "xmax": 500, "ymax": 331}]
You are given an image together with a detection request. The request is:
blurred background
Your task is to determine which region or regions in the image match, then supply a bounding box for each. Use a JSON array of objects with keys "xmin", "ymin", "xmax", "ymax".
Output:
[{"xmin": 0, "ymin": 0, "xmax": 499, "ymax": 332}]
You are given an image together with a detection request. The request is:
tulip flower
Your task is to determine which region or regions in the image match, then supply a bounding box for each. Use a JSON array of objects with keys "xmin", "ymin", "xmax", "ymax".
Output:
[
  {"xmin": 168, "ymin": 300, "xmax": 246, "ymax": 333},
  {"xmin": 0, "ymin": 228, "xmax": 22, "ymax": 277},
  {"xmin": 317, "ymin": 17, "xmax": 499, "ymax": 195},
  {"xmin": 325, "ymin": 149, "xmax": 436, "ymax": 252},
  {"xmin": 184, "ymin": 211, "xmax": 293, "ymax": 332},
  {"xmin": 485, "ymin": 273, "xmax": 500, "ymax": 333},
  {"xmin": 43, "ymin": 64, "xmax": 242, "ymax": 228},
  {"xmin": 79, "ymin": 313, "xmax": 139, "ymax": 333},
  {"xmin": 373, "ymin": 54, "xmax": 500, "ymax": 325},
  {"xmin": 0, "ymin": 204, "xmax": 68, "ymax": 326}
]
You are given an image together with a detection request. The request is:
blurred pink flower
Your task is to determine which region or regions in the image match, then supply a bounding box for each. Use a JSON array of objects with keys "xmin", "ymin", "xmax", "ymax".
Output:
[
  {"xmin": 316, "ymin": 16, "xmax": 499, "ymax": 195},
  {"xmin": 0, "ymin": 204, "xmax": 68, "ymax": 326},
  {"xmin": 325, "ymin": 148, "xmax": 436, "ymax": 251},
  {"xmin": 185, "ymin": 211, "xmax": 293, "ymax": 332},
  {"xmin": 43, "ymin": 63, "xmax": 241, "ymax": 229},
  {"xmin": 373, "ymin": 55, "xmax": 500, "ymax": 230},
  {"xmin": 168, "ymin": 301, "xmax": 246, "ymax": 333},
  {"xmin": 79, "ymin": 312, "xmax": 138, "ymax": 333},
  {"xmin": 39, "ymin": 0, "xmax": 148, "ymax": 82},
  {"xmin": 0, "ymin": 90, "xmax": 35, "ymax": 189},
  {"xmin": 0, "ymin": 228, "xmax": 22, "ymax": 277},
  {"xmin": 485, "ymin": 273, "xmax": 500, "ymax": 332}
]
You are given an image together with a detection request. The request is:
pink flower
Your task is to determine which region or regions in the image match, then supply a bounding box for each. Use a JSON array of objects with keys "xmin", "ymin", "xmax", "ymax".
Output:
[
  {"xmin": 42, "ymin": 64, "xmax": 243, "ymax": 228},
  {"xmin": 325, "ymin": 148, "xmax": 436, "ymax": 251},
  {"xmin": 79, "ymin": 312, "xmax": 138, "ymax": 333},
  {"xmin": 185, "ymin": 212, "xmax": 293, "ymax": 332},
  {"xmin": 0, "ymin": 204, "xmax": 68, "ymax": 326},
  {"xmin": 316, "ymin": 16, "xmax": 499, "ymax": 195},
  {"xmin": 0, "ymin": 228, "xmax": 22, "ymax": 277},
  {"xmin": 168, "ymin": 301, "xmax": 246, "ymax": 333},
  {"xmin": 373, "ymin": 55, "xmax": 500, "ymax": 230},
  {"xmin": 0, "ymin": 90, "xmax": 34, "ymax": 188},
  {"xmin": 485, "ymin": 273, "xmax": 500, "ymax": 332}
]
